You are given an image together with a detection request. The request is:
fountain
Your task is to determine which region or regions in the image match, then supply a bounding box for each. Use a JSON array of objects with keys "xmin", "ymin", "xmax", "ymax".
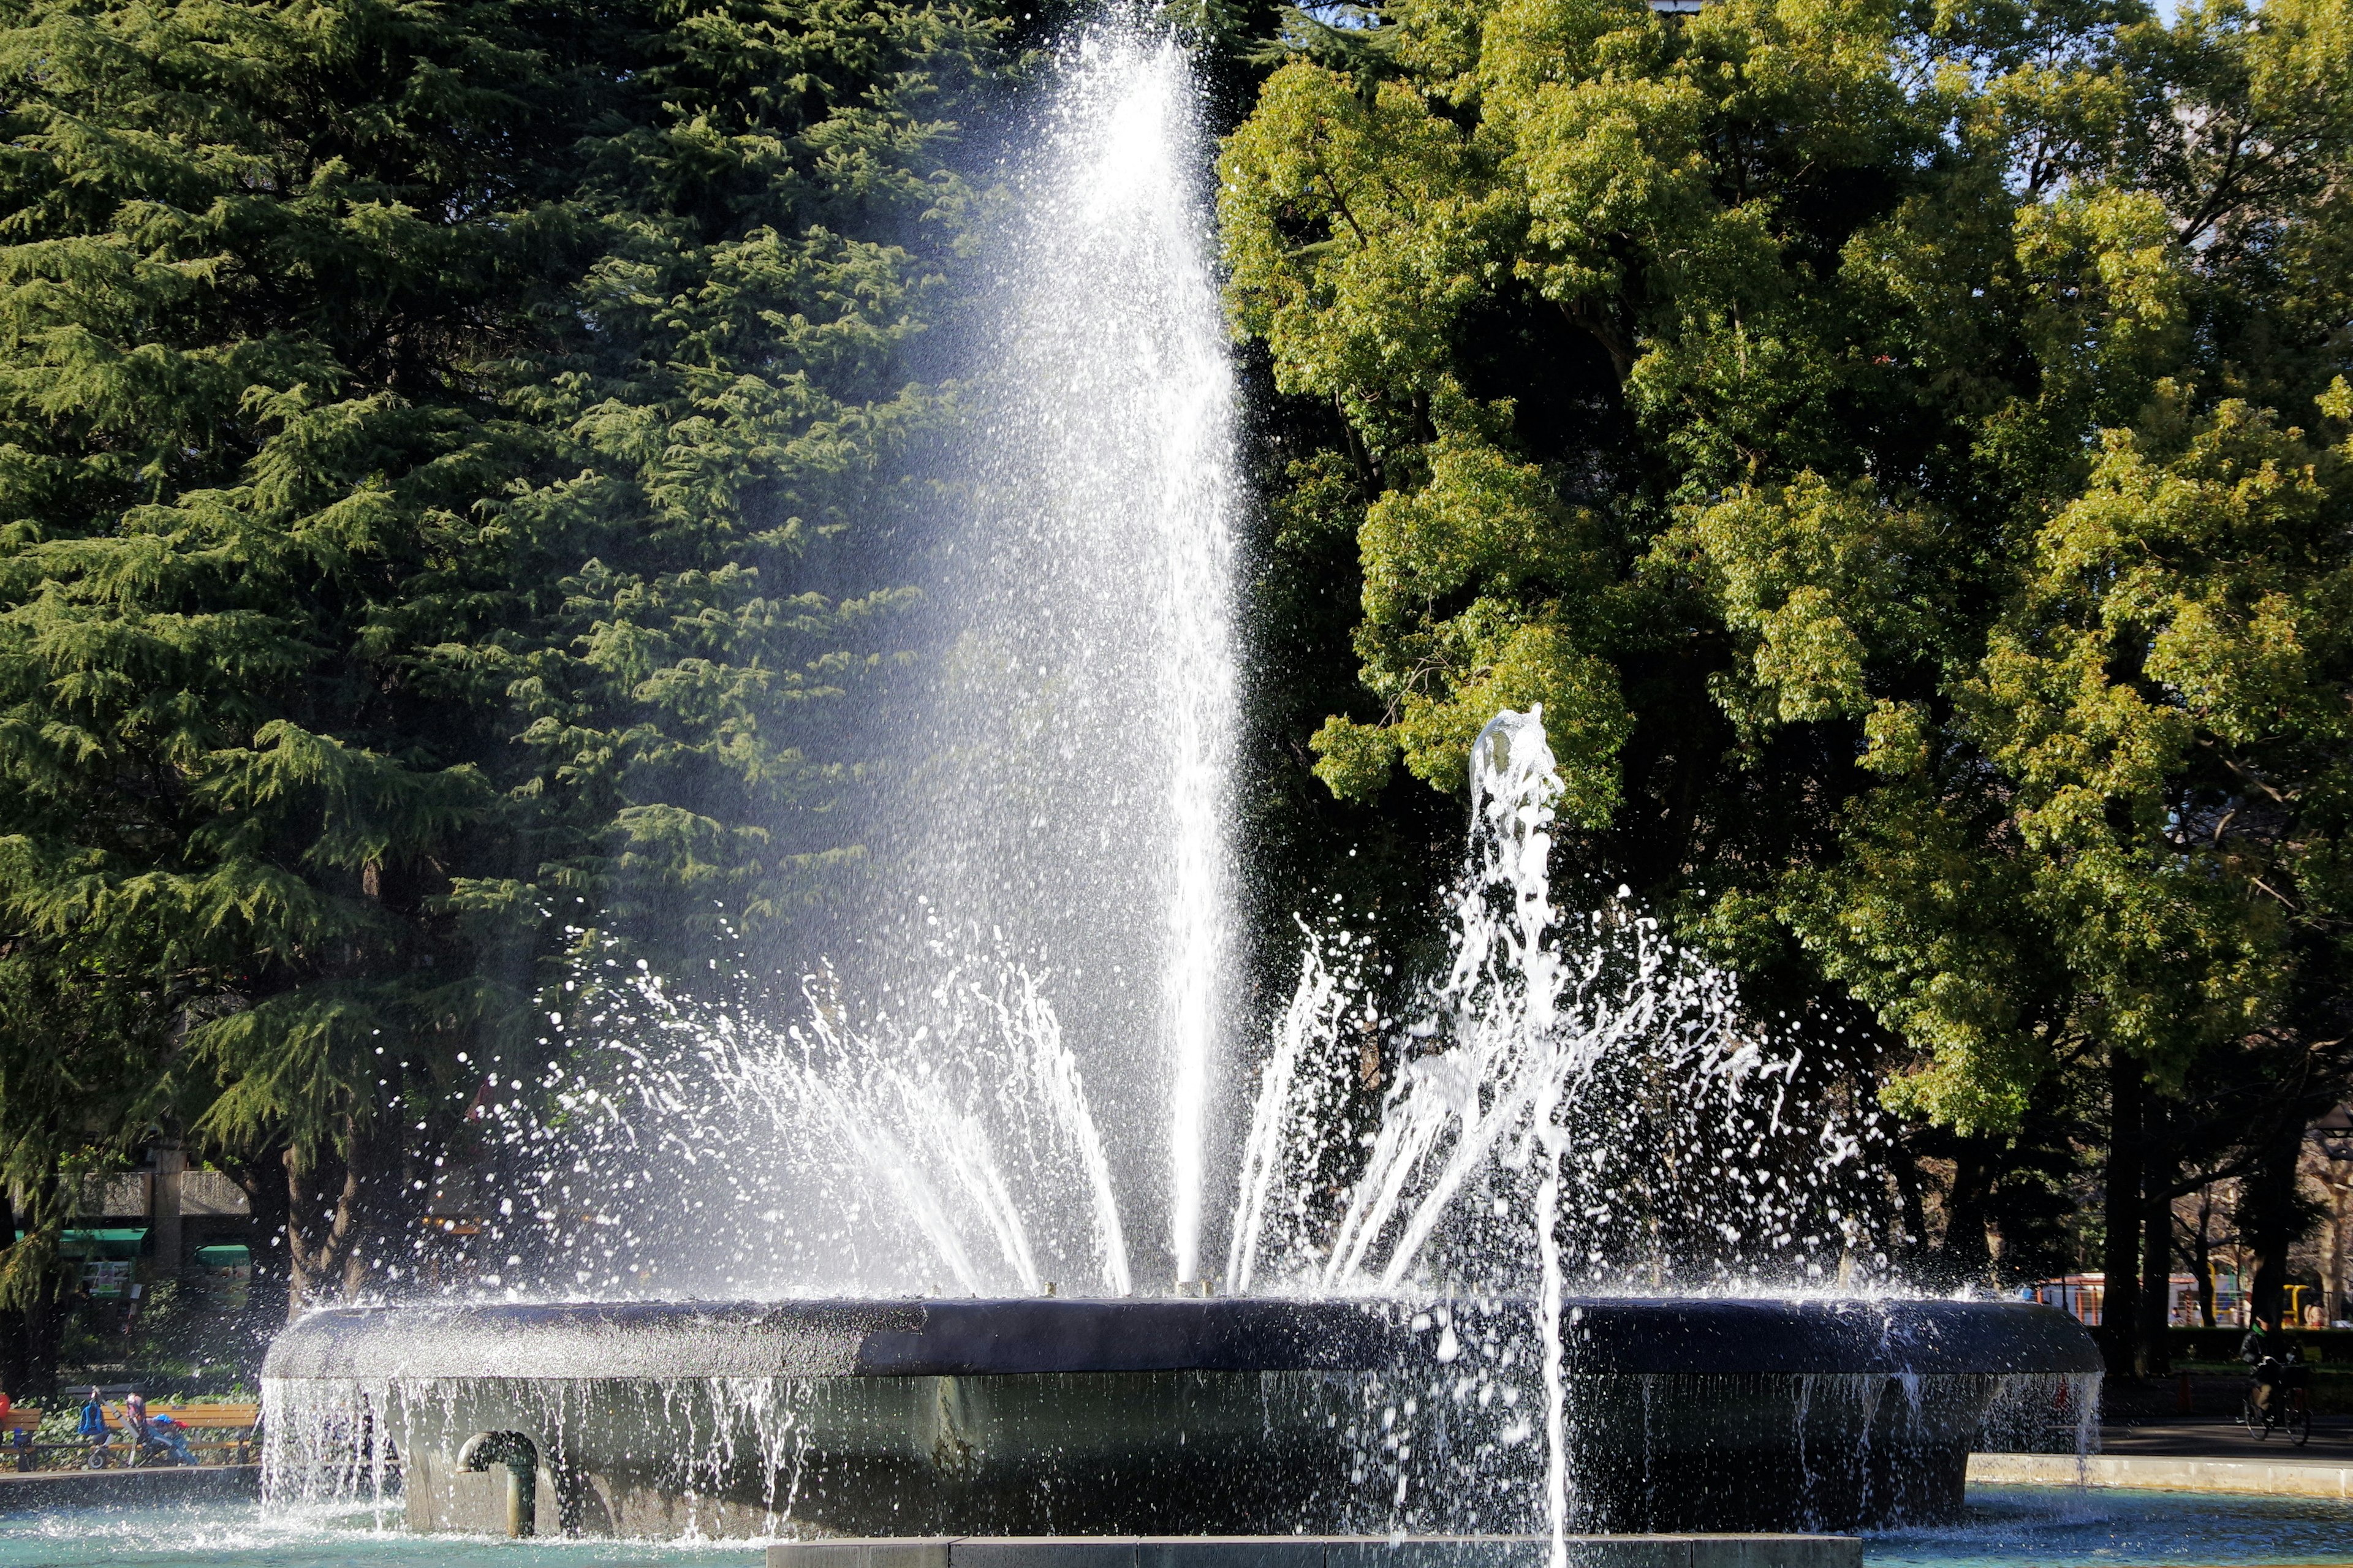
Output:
[
  {"xmin": 265, "ymin": 1294, "xmax": 2097, "ymax": 1539},
  {"xmin": 258, "ymin": 21, "xmax": 2102, "ymax": 1550}
]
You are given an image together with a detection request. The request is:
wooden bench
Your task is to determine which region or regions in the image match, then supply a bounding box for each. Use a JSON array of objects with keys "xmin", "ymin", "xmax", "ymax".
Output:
[
  {"xmin": 150, "ymin": 1404, "xmax": 259, "ymax": 1430},
  {"xmin": 143, "ymin": 1404, "xmax": 260, "ymax": 1464},
  {"xmin": 3, "ymin": 1406, "xmax": 37, "ymax": 1471},
  {"xmin": 2, "ymin": 1408, "xmax": 42, "ymax": 1471},
  {"xmin": 0, "ymin": 1403, "xmax": 260, "ymax": 1468},
  {"xmin": 4, "ymin": 1403, "xmax": 257, "ymax": 1431}
]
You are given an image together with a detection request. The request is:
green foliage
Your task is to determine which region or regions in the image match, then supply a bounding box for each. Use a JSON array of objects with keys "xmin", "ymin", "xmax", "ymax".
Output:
[
  {"xmin": 0, "ymin": 0, "xmax": 1003, "ymax": 1303},
  {"xmin": 1222, "ymin": 0, "xmax": 2353, "ymax": 1131}
]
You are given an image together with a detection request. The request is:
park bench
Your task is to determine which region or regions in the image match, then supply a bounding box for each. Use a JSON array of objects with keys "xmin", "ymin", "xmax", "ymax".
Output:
[
  {"xmin": 0, "ymin": 1401, "xmax": 260, "ymax": 1470},
  {"xmin": 148, "ymin": 1404, "xmax": 262, "ymax": 1464},
  {"xmin": 2, "ymin": 1407, "xmax": 41, "ymax": 1471}
]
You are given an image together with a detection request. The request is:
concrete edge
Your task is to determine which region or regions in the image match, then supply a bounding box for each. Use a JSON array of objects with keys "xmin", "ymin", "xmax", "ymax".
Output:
[
  {"xmin": 765, "ymin": 1535, "xmax": 1862, "ymax": 1568},
  {"xmin": 0, "ymin": 1464, "xmax": 261, "ymax": 1513},
  {"xmin": 1968, "ymin": 1451, "xmax": 2353, "ymax": 1498}
]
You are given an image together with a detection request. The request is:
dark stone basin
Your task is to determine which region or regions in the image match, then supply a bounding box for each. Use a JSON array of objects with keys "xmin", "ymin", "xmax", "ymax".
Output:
[{"xmin": 261, "ymin": 1296, "xmax": 2100, "ymax": 1539}]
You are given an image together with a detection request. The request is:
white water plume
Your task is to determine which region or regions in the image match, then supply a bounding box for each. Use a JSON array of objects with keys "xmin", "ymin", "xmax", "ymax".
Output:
[
  {"xmin": 874, "ymin": 19, "xmax": 1238, "ymax": 1291},
  {"xmin": 1225, "ymin": 922, "xmax": 1374, "ymax": 1295},
  {"xmin": 491, "ymin": 952, "xmax": 1132, "ymax": 1299},
  {"xmin": 738, "ymin": 965, "xmax": 1132, "ymax": 1298},
  {"xmin": 1231, "ymin": 708, "xmax": 1891, "ymax": 1303},
  {"xmin": 487, "ymin": 23, "xmax": 1241, "ymax": 1303},
  {"xmin": 991, "ymin": 25, "xmax": 1237, "ymax": 1288},
  {"xmin": 1226, "ymin": 706, "xmax": 1893, "ymax": 1549},
  {"xmin": 414, "ymin": 32, "xmax": 1885, "ymax": 1355}
]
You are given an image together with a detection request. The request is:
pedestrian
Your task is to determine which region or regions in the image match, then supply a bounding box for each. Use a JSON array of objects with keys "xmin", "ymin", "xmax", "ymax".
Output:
[{"xmin": 76, "ymin": 1392, "xmax": 109, "ymax": 1468}]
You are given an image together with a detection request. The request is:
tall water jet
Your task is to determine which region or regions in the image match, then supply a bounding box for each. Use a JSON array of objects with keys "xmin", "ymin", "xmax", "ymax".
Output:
[
  {"xmin": 1228, "ymin": 708, "xmax": 1903, "ymax": 1553},
  {"xmin": 437, "ymin": 26, "xmax": 1243, "ymax": 1303},
  {"xmin": 911, "ymin": 25, "xmax": 1240, "ymax": 1286},
  {"xmin": 1230, "ymin": 707, "xmax": 1891, "ymax": 1305}
]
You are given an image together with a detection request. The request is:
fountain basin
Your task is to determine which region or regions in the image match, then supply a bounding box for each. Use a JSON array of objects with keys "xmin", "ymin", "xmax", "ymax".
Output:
[{"xmin": 261, "ymin": 1297, "xmax": 2099, "ymax": 1539}]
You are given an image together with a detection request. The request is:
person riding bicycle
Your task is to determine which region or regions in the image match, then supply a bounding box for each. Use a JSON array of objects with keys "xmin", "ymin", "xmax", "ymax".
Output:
[
  {"xmin": 2243, "ymin": 1314, "xmax": 2279, "ymax": 1404},
  {"xmin": 2241, "ymin": 1314, "xmax": 2302, "ymax": 1420}
]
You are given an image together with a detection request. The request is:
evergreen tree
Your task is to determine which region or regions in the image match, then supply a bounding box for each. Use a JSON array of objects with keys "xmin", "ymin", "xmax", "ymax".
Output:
[{"xmin": 0, "ymin": 0, "xmax": 1002, "ymax": 1324}]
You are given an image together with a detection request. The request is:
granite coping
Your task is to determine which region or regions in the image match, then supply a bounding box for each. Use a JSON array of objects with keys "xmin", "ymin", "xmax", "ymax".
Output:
[
  {"xmin": 765, "ymin": 1534, "xmax": 1864, "ymax": 1568},
  {"xmin": 1969, "ymin": 1450, "xmax": 2353, "ymax": 1498}
]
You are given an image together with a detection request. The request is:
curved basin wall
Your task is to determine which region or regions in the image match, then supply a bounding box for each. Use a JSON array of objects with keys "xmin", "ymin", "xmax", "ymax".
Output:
[{"xmin": 260, "ymin": 1297, "xmax": 2102, "ymax": 1537}]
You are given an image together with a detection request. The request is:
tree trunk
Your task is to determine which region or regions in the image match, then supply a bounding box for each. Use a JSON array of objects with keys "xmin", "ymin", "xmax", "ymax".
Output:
[
  {"xmin": 2102, "ymin": 1049, "xmax": 2145, "ymax": 1377},
  {"xmin": 1944, "ymin": 1145, "xmax": 1995, "ymax": 1283},
  {"xmin": 2141, "ymin": 1177, "xmax": 2173, "ymax": 1374},
  {"xmin": 2333, "ymin": 1183, "xmax": 2350, "ymax": 1325},
  {"xmin": 284, "ymin": 1119, "xmax": 406, "ymax": 1315},
  {"xmin": 284, "ymin": 1145, "xmax": 347, "ymax": 1316},
  {"xmin": 0, "ymin": 1284, "xmax": 64, "ymax": 1399},
  {"xmin": 0, "ymin": 1189, "xmax": 64, "ymax": 1396},
  {"xmin": 2192, "ymin": 1188, "xmax": 2218, "ymax": 1327},
  {"xmin": 1894, "ymin": 1140, "xmax": 1930, "ymax": 1272},
  {"xmin": 2245, "ymin": 1123, "xmax": 2306, "ymax": 1328},
  {"xmin": 284, "ymin": 1123, "xmax": 396, "ymax": 1316},
  {"xmin": 229, "ymin": 1153, "xmax": 294, "ymax": 1324}
]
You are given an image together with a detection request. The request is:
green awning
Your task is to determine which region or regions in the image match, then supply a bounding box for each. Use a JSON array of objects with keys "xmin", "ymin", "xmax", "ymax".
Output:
[
  {"xmin": 193, "ymin": 1244, "xmax": 249, "ymax": 1267},
  {"xmin": 54, "ymin": 1228, "xmax": 148, "ymax": 1259}
]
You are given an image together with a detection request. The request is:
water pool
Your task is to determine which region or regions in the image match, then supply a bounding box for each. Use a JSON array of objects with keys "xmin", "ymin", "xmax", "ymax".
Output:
[
  {"xmin": 0, "ymin": 1503, "xmax": 761, "ymax": 1568},
  {"xmin": 1, "ymin": 1490, "xmax": 2346, "ymax": 1568},
  {"xmin": 1872, "ymin": 1486, "xmax": 2353, "ymax": 1567}
]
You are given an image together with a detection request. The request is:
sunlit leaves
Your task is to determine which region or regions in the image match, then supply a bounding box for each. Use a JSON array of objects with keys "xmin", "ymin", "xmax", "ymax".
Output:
[{"xmin": 1224, "ymin": 0, "xmax": 2353, "ymax": 1131}]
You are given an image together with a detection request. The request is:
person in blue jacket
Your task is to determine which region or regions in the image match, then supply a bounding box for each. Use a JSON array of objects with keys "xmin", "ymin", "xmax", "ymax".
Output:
[
  {"xmin": 76, "ymin": 1394, "xmax": 110, "ymax": 1468},
  {"xmin": 143, "ymin": 1413, "xmax": 195, "ymax": 1466}
]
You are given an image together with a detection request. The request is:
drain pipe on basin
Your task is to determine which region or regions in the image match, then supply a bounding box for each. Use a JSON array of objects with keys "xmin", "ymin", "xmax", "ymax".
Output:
[{"xmin": 458, "ymin": 1431, "xmax": 539, "ymax": 1537}]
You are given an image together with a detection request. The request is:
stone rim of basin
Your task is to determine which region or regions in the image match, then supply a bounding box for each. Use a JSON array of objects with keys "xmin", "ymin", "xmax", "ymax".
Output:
[{"xmin": 262, "ymin": 1296, "xmax": 2102, "ymax": 1382}]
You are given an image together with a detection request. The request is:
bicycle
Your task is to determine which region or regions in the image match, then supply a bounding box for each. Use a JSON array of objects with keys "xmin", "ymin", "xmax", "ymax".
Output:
[{"xmin": 2240, "ymin": 1355, "xmax": 2313, "ymax": 1447}]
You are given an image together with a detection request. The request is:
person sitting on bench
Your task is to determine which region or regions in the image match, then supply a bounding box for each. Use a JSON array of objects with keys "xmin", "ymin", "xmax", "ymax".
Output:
[
  {"xmin": 77, "ymin": 1393, "xmax": 110, "ymax": 1468},
  {"xmin": 143, "ymin": 1413, "xmax": 196, "ymax": 1466}
]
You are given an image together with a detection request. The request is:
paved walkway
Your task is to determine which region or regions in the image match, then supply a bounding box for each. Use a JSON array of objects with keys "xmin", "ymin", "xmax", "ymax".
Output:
[
  {"xmin": 0, "ymin": 1464, "xmax": 259, "ymax": 1513},
  {"xmin": 768, "ymin": 1539, "xmax": 1862, "ymax": 1568},
  {"xmin": 2099, "ymin": 1416, "xmax": 2353, "ymax": 1464},
  {"xmin": 1969, "ymin": 1450, "xmax": 2353, "ymax": 1498},
  {"xmin": 1973, "ymin": 1420, "xmax": 2353, "ymax": 1497}
]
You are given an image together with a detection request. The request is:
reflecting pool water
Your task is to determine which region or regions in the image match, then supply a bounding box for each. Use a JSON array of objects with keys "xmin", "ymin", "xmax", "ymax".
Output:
[
  {"xmin": 1, "ymin": 1491, "xmax": 2346, "ymax": 1568},
  {"xmin": 0, "ymin": 1504, "xmax": 758, "ymax": 1568},
  {"xmin": 1873, "ymin": 1486, "xmax": 2353, "ymax": 1567}
]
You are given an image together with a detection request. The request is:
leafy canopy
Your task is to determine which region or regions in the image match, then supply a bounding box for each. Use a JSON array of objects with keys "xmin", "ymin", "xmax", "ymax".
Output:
[{"xmin": 1219, "ymin": 0, "xmax": 2353, "ymax": 1129}]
